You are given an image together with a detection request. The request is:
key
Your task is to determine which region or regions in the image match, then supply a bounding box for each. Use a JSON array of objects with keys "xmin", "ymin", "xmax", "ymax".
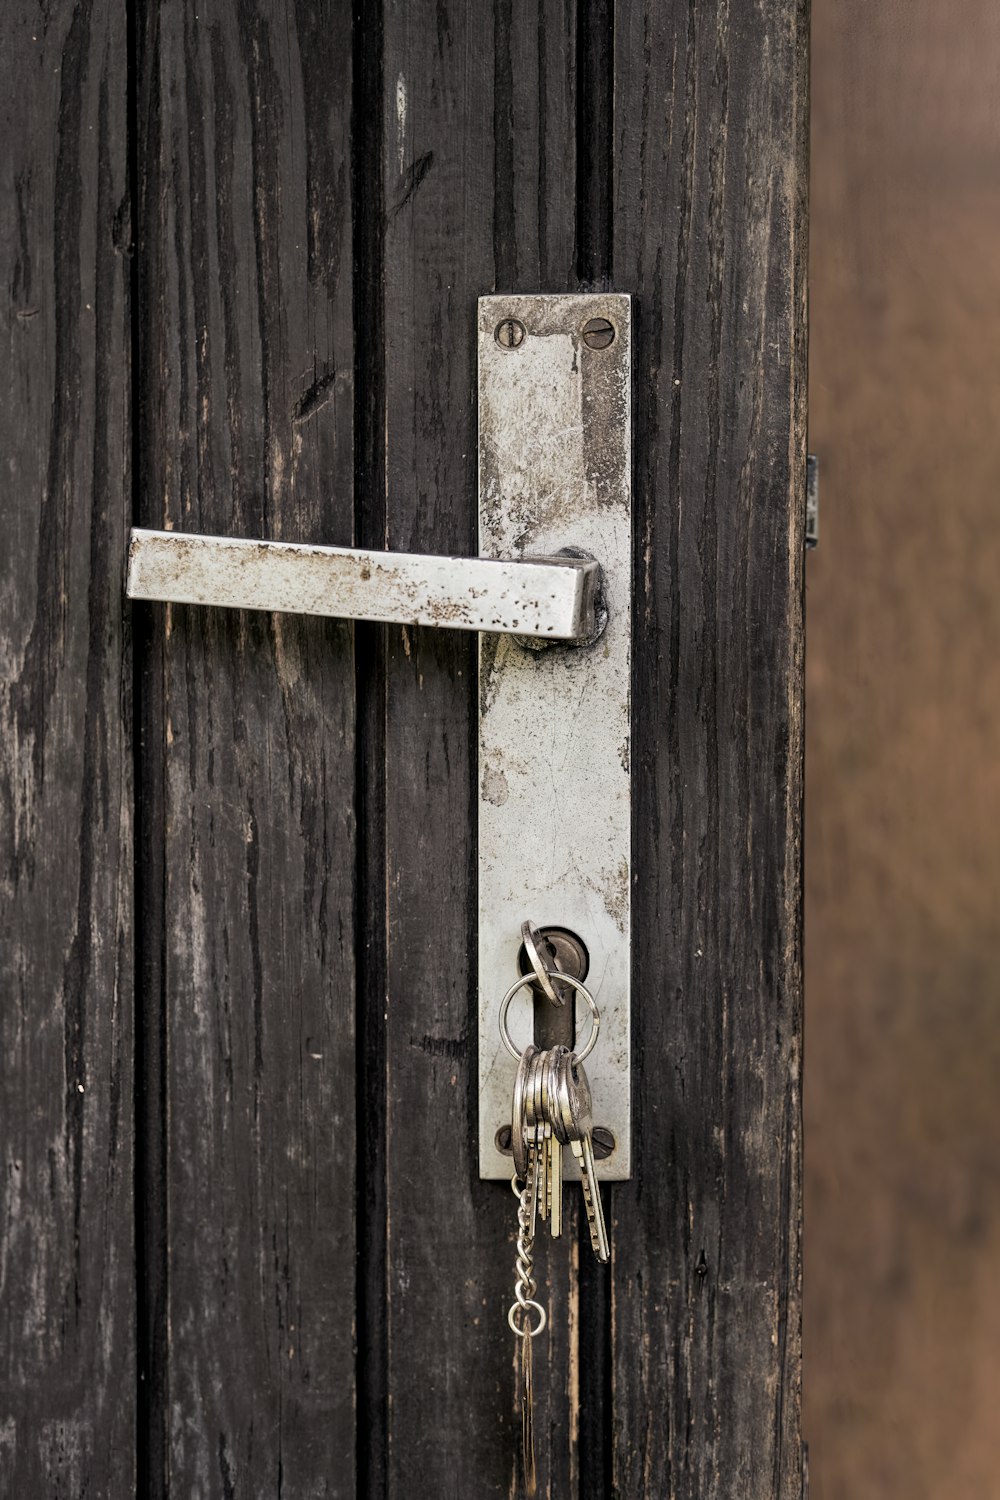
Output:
[
  {"xmin": 519, "ymin": 1049, "xmax": 543, "ymax": 1235},
  {"xmin": 555, "ymin": 1050, "xmax": 610, "ymax": 1263},
  {"xmin": 511, "ymin": 1042, "xmax": 539, "ymax": 1182},
  {"xmin": 525, "ymin": 1048, "xmax": 562, "ymax": 1238},
  {"xmin": 527, "ymin": 1050, "xmax": 551, "ymax": 1240},
  {"xmin": 539, "ymin": 1130, "xmax": 550, "ymax": 1224},
  {"xmin": 525, "ymin": 1049, "xmax": 544, "ymax": 1221},
  {"xmin": 545, "ymin": 1046, "xmax": 563, "ymax": 1238},
  {"xmin": 524, "ymin": 1125, "xmax": 542, "ymax": 1241},
  {"xmin": 532, "ymin": 1049, "xmax": 551, "ymax": 1224}
]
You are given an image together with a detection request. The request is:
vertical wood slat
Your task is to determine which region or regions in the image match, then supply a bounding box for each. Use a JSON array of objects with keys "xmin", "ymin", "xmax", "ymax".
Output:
[
  {"xmin": 612, "ymin": 2, "xmax": 808, "ymax": 1496},
  {"xmin": 0, "ymin": 2, "xmax": 134, "ymax": 1492},
  {"xmin": 135, "ymin": 2, "xmax": 358, "ymax": 1492},
  {"xmin": 377, "ymin": 2, "xmax": 581, "ymax": 1494}
]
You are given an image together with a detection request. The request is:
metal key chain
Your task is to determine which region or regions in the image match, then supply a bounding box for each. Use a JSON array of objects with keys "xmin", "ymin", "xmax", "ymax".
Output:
[
  {"xmin": 498, "ymin": 970, "xmax": 601, "ymax": 1065},
  {"xmin": 508, "ymin": 1168, "xmax": 546, "ymax": 1496}
]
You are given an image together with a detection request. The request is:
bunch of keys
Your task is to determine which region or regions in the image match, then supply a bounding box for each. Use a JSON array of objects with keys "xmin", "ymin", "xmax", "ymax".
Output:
[
  {"xmin": 499, "ymin": 930, "xmax": 611, "ymax": 1494},
  {"xmin": 510, "ymin": 1039, "xmax": 610, "ymax": 1259}
]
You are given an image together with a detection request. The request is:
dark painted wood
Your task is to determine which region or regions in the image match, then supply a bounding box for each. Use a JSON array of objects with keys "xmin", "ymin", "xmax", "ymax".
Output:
[
  {"xmin": 374, "ymin": 2, "xmax": 805, "ymax": 1493},
  {"xmin": 135, "ymin": 2, "xmax": 358, "ymax": 1493},
  {"xmin": 0, "ymin": 2, "xmax": 135, "ymax": 1493},
  {"xmin": 352, "ymin": 16, "xmax": 390, "ymax": 1500},
  {"xmin": 376, "ymin": 3, "xmax": 582, "ymax": 1495},
  {"xmin": 612, "ymin": 2, "xmax": 808, "ymax": 1496}
]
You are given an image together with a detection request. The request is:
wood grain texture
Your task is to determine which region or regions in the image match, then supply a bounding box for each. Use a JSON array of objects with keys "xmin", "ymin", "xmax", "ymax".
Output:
[
  {"xmin": 0, "ymin": 2, "xmax": 134, "ymax": 1492},
  {"xmin": 377, "ymin": 3, "xmax": 582, "ymax": 1495},
  {"xmin": 612, "ymin": 2, "xmax": 808, "ymax": 1496},
  {"xmin": 135, "ymin": 2, "xmax": 358, "ymax": 1492}
]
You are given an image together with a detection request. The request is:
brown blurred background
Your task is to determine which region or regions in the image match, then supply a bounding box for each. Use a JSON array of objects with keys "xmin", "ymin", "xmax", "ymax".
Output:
[{"xmin": 806, "ymin": 2, "xmax": 1000, "ymax": 1494}]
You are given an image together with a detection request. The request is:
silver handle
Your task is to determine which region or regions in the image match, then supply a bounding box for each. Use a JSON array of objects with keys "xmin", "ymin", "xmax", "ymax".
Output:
[
  {"xmin": 126, "ymin": 528, "xmax": 600, "ymax": 641},
  {"xmin": 127, "ymin": 290, "xmax": 635, "ymax": 1184}
]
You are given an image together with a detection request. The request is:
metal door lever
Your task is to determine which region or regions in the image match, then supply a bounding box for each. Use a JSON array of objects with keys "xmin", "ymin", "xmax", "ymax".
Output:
[
  {"xmin": 126, "ymin": 291, "xmax": 633, "ymax": 1183},
  {"xmin": 126, "ymin": 528, "xmax": 600, "ymax": 641}
]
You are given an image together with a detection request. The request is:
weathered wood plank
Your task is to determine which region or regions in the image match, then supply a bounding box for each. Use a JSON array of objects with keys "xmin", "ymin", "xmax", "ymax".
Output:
[
  {"xmin": 376, "ymin": 1, "xmax": 580, "ymax": 1493},
  {"xmin": 0, "ymin": 2, "xmax": 134, "ymax": 1492},
  {"xmin": 612, "ymin": 1, "xmax": 807, "ymax": 1495},
  {"xmin": 135, "ymin": 2, "xmax": 358, "ymax": 1492}
]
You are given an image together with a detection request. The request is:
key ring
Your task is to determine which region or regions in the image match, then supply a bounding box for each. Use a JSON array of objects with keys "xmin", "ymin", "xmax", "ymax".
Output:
[{"xmin": 498, "ymin": 972, "xmax": 600, "ymax": 1064}]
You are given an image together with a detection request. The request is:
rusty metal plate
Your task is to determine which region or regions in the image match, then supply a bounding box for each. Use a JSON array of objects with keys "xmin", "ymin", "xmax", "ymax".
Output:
[{"xmin": 477, "ymin": 293, "xmax": 632, "ymax": 1181}]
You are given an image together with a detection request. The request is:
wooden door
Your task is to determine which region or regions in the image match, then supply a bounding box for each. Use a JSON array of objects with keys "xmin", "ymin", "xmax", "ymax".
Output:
[{"xmin": 2, "ymin": 1, "xmax": 807, "ymax": 1494}]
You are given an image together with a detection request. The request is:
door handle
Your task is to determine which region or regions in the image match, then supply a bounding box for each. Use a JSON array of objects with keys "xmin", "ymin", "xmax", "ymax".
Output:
[
  {"xmin": 126, "ymin": 292, "xmax": 634, "ymax": 1185},
  {"xmin": 126, "ymin": 529, "xmax": 602, "ymax": 643}
]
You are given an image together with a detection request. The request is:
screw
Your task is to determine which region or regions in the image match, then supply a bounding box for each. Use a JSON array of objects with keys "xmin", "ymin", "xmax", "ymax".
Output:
[
  {"xmin": 495, "ymin": 318, "xmax": 526, "ymax": 349},
  {"xmin": 582, "ymin": 317, "xmax": 615, "ymax": 350}
]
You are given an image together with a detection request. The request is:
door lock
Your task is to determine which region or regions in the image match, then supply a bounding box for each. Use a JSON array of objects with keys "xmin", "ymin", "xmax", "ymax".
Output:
[{"xmin": 126, "ymin": 292, "xmax": 634, "ymax": 1184}]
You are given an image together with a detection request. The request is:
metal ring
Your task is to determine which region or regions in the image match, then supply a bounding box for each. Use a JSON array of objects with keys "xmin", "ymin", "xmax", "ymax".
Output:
[
  {"xmin": 498, "ymin": 972, "xmax": 600, "ymax": 1064},
  {"xmin": 508, "ymin": 1299, "xmax": 547, "ymax": 1338},
  {"xmin": 520, "ymin": 919, "xmax": 565, "ymax": 1006}
]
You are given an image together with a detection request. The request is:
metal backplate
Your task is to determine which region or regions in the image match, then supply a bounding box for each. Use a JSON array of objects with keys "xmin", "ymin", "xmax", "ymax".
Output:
[{"xmin": 477, "ymin": 293, "xmax": 632, "ymax": 1181}]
